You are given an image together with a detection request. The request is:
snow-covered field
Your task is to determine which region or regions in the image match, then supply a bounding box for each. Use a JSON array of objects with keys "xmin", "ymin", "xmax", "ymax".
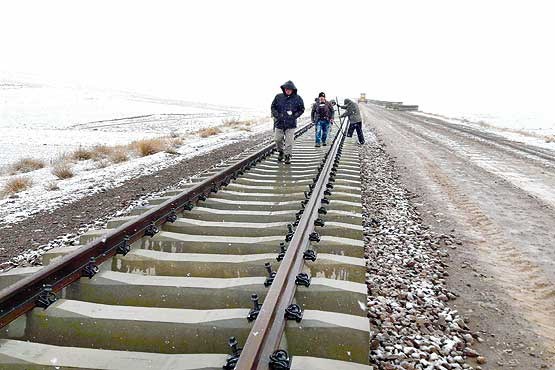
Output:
[
  {"xmin": 412, "ymin": 111, "xmax": 555, "ymax": 151},
  {"xmin": 0, "ymin": 78, "xmax": 262, "ymax": 169},
  {"xmin": 0, "ymin": 77, "xmax": 269, "ymax": 225}
]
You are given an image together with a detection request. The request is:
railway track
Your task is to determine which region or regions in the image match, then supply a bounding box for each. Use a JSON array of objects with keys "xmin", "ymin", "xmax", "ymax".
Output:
[{"xmin": 0, "ymin": 119, "xmax": 372, "ymax": 369}]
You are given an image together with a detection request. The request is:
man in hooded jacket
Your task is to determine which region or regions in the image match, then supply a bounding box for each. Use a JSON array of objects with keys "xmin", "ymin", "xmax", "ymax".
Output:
[
  {"xmin": 339, "ymin": 98, "xmax": 365, "ymax": 145},
  {"xmin": 271, "ymin": 80, "xmax": 305, "ymax": 164}
]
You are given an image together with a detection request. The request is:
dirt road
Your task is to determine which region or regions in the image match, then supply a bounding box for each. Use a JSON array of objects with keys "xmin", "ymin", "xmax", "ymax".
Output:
[{"xmin": 362, "ymin": 104, "xmax": 555, "ymax": 368}]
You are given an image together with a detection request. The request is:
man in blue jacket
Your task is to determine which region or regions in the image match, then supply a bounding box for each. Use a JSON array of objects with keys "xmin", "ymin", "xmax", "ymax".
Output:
[{"xmin": 271, "ymin": 80, "xmax": 305, "ymax": 164}]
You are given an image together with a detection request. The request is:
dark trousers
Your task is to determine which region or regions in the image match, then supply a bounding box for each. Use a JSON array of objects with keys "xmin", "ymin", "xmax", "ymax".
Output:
[{"xmin": 347, "ymin": 121, "xmax": 365, "ymax": 144}]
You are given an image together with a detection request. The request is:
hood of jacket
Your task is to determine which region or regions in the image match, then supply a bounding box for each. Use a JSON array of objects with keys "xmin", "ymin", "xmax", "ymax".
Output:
[{"xmin": 280, "ymin": 80, "xmax": 298, "ymax": 95}]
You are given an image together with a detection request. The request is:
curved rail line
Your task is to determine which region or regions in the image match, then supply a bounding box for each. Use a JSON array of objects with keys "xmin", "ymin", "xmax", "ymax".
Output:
[{"xmin": 0, "ymin": 117, "xmax": 371, "ymax": 369}]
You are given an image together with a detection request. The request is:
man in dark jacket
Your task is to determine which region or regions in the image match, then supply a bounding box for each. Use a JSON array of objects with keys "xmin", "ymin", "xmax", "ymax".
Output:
[
  {"xmin": 271, "ymin": 80, "xmax": 305, "ymax": 164},
  {"xmin": 311, "ymin": 92, "xmax": 334, "ymax": 147},
  {"xmin": 339, "ymin": 98, "xmax": 365, "ymax": 145}
]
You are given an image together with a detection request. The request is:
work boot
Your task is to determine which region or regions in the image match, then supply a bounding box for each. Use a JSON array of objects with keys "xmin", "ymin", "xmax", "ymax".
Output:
[
  {"xmin": 322, "ymin": 142, "xmax": 327, "ymax": 146},
  {"xmin": 277, "ymin": 151, "xmax": 284, "ymax": 162},
  {"xmin": 284, "ymin": 155, "xmax": 291, "ymax": 164},
  {"xmin": 315, "ymin": 143, "xmax": 321, "ymax": 148}
]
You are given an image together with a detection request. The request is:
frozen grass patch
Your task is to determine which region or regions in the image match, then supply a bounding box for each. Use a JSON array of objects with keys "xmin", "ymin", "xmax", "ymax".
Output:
[
  {"xmin": 130, "ymin": 138, "xmax": 168, "ymax": 157},
  {"xmin": 2, "ymin": 176, "xmax": 33, "ymax": 196},
  {"xmin": 224, "ymin": 118, "xmax": 255, "ymax": 127},
  {"xmin": 165, "ymin": 137, "xmax": 184, "ymax": 155},
  {"xmin": 72, "ymin": 147, "xmax": 95, "ymax": 161},
  {"xmin": 169, "ymin": 137, "xmax": 184, "ymax": 147},
  {"xmin": 223, "ymin": 118, "xmax": 242, "ymax": 126},
  {"xmin": 9, "ymin": 158, "xmax": 45, "ymax": 174},
  {"xmin": 108, "ymin": 148, "xmax": 129, "ymax": 163},
  {"xmin": 74, "ymin": 145, "xmax": 114, "ymax": 161},
  {"xmin": 198, "ymin": 127, "xmax": 222, "ymax": 138},
  {"xmin": 91, "ymin": 145, "xmax": 114, "ymax": 158},
  {"xmin": 51, "ymin": 162, "xmax": 74, "ymax": 179}
]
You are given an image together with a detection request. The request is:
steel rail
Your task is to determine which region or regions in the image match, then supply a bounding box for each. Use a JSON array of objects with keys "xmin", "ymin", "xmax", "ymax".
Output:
[
  {"xmin": 0, "ymin": 122, "xmax": 313, "ymax": 329},
  {"xmin": 236, "ymin": 117, "xmax": 348, "ymax": 369}
]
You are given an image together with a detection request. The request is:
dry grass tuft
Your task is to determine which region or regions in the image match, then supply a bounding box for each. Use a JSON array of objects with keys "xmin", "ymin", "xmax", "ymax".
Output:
[
  {"xmin": 224, "ymin": 118, "xmax": 255, "ymax": 127},
  {"xmin": 9, "ymin": 158, "xmax": 45, "ymax": 174},
  {"xmin": 2, "ymin": 176, "xmax": 33, "ymax": 195},
  {"xmin": 72, "ymin": 147, "xmax": 95, "ymax": 161},
  {"xmin": 51, "ymin": 162, "xmax": 74, "ymax": 179},
  {"xmin": 169, "ymin": 137, "xmax": 184, "ymax": 147},
  {"xmin": 130, "ymin": 138, "xmax": 168, "ymax": 157},
  {"xmin": 164, "ymin": 136, "xmax": 184, "ymax": 155},
  {"xmin": 197, "ymin": 127, "xmax": 222, "ymax": 138},
  {"xmin": 109, "ymin": 147, "xmax": 129, "ymax": 163},
  {"xmin": 92, "ymin": 145, "xmax": 114, "ymax": 158},
  {"xmin": 223, "ymin": 118, "xmax": 242, "ymax": 127}
]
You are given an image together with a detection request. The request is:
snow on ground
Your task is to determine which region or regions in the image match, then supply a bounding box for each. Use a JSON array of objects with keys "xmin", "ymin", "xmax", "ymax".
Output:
[
  {"xmin": 412, "ymin": 111, "xmax": 555, "ymax": 151},
  {"xmin": 0, "ymin": 77, "xmax": 263, "ymax": 169},
  {"xmin": 0, "ymin": 120, "xmax": 271, "ymax": 227},
  {"xmin": 0, "ymin": 77, "xmax": 270, "ymax": 226}
]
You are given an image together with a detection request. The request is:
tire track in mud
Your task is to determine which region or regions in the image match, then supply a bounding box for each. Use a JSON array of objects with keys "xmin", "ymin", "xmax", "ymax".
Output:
[
  {"xmin": 372, "ymin": 108, "xmax": 555, "ymax": 209},
  {"xmin": 419, "ymin": 154, "xmax": 555, "ymax": 347},
  {"xmin": 362, "ymin": 105, "xmax": 555, "ymax": 360},
  {"xmin": 405, "ymin": 112, "xmax": 555, "ymax": 165}
]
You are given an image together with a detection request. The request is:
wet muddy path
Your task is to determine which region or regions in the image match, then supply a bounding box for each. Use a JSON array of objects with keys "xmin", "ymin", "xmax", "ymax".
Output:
[{"xmin": 362, "ymin": 104, "xmax": 555, "ymax": 367}]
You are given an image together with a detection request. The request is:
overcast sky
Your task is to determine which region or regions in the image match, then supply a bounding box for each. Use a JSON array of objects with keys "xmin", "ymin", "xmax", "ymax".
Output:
[{"xmin": 1, "ymin": 0, "xmax": 554, "ymax": 116}]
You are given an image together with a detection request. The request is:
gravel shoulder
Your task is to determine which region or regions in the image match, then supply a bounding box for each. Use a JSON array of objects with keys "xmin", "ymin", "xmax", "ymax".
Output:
[
  {"xmin": 361, "ymin": 104, "xmax": 555, "ymax": 369},
  {"xmin": 0, "ymin": 130, "xmax": 272, "ymax": 269}
]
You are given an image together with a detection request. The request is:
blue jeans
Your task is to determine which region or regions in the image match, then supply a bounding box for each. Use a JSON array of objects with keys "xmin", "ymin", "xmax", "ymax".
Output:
[{"xmin": 315, "ymin": 120, "xmax": 331, "ymax": 144}]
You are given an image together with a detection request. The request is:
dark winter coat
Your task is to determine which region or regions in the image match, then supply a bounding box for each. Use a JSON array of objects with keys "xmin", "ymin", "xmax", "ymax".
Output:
[
  {"xmin": 271, "ymin": 80, "xmax": 305, "ymax": 130},
  {"xmin": 339, "ymin": 98, "xmax": 362, "ymax": 124},
  {"xmin": 311, "ymin": 100, "xmax": 335, "ymax": 122}
]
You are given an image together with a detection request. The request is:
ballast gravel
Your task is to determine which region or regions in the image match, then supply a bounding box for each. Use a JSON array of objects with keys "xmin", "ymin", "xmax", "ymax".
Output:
[{"xmin": 360, "ymin": 131, "xmax": 483, "ymax": 370}]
